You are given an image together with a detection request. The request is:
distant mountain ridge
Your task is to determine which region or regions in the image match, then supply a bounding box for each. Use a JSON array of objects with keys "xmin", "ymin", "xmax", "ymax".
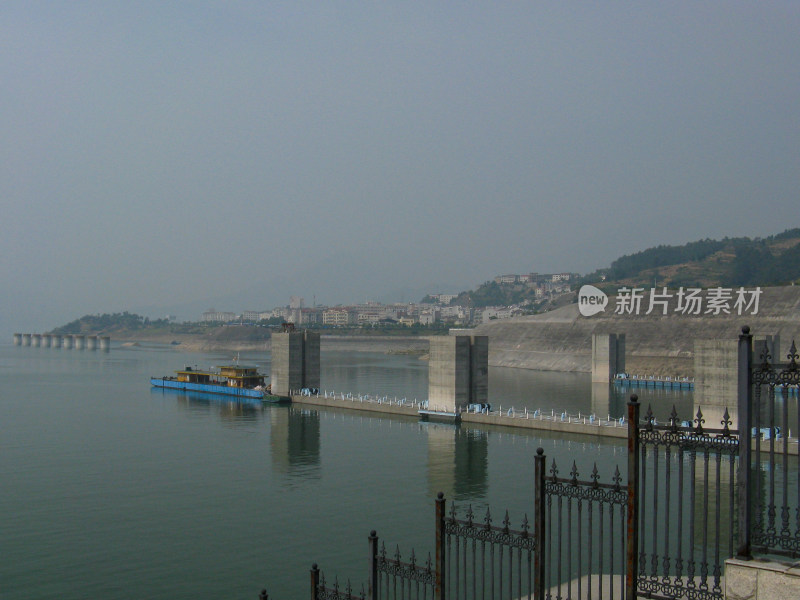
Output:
[
  {"xmin": 445, "ymin": 228, "xmax": 800, "ymax": 310},
  {"xmin": 583, "ymin": 228, "xmax": 800, "ymax": 289}
]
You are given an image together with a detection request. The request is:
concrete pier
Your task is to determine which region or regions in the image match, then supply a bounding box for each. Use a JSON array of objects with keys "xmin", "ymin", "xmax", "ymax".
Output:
[
  {"xmin": 13, "ymin": 333, "xmax": 22, "ymax": 346},
  {"xmin": 270, "ymin": 330, "xmax": 320, "ymax": 396},
  {"xmin": 52, "ymin": 335, "xmax": 62, "ymax": 348},
  {"xmin": 22, "ymin": 333, "xmax": 31, "ymax": 346},
  {"xmin": 99, "ymin": 336, "xmax": 111, "ymax": 351},
  {"xmin": 86, "ymin": 336, "xmax": 98, "ymax": 350},
  {"xmin": 73, "ymin": 335, "xmax": 85, "ymax": 350},
  {"xmin": 591, "ymin": 333, "xmax": 625, "ymax": 382},
  {"xmin": 32, "ymin": 334, "xmax": 42, "ymax": 347},
  {"xmin": 427, "ymin": 335, "xmax": 489, "ymax": 413},
  {"xmin": 62, "ymin": 335, "xmax": 73, "ymax": 349},
  {"xmin": 42, "ymin": 334, "xmax": 52, "ymax": 348}
]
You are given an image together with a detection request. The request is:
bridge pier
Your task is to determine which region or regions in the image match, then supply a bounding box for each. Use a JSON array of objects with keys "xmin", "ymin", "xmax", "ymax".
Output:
[
  {"xmin": 591, "ymin": 333, "xmax": 625, "ymax": 382},
  {"xmin": 427, "ymin": 335, "xmax": 488, "ymax": 413},
  {"xmin": 271, "ymin": 330, "xmax": 320, "ymax": 396}
]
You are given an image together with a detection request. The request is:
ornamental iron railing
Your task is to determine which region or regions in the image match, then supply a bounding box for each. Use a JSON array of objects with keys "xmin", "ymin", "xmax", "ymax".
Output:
[
  {"xmin": 739, "ymin": 327, "xmax": 800, "ymax": 560},
  {"xmin": 262, "ymin": 325, "xmax": 800, "ymax": 599},
  {"xmin": 635, "ymin": 404, "xmax": 739, "ymax": 600}
]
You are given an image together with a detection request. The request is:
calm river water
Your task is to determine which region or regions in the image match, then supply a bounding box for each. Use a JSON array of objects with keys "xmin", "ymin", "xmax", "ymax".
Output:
[{"xmin": 0, "ymin": 342, "xmax": 695, "ymax": 599}]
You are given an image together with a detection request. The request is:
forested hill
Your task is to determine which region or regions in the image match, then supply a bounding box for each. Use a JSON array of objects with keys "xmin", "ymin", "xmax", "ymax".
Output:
[
  {"xmin": 49, "ymin": 312, "xmax": 170, "ymax": 335},
  {"xmin": 440, "ymin": 228, "xmax": 800, "ymax": 310},
  {"xmin": 583, "ymin": 228, "xmax": 800, "ymax": 289}
]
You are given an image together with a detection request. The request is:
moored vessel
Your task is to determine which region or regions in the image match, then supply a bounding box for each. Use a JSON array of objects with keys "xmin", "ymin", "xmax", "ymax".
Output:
[{"xmin": 151, "ymin": 364, "xmax": 289, "ymax": 402}]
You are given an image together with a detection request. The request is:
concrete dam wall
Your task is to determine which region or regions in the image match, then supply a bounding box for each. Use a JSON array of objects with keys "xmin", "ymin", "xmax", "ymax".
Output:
[{"xmin": 472, "ymin": 286, "xmax": 800, "ymax": 376}]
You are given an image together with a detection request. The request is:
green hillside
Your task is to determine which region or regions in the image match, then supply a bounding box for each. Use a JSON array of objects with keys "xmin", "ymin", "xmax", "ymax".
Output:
[
  {"xmin": 440, "ymin": 228, "xmax": 800, "ymax": 310},
  {"xmin": 581, "ymin": 228, "xmax": 800, "ymax": 290}
]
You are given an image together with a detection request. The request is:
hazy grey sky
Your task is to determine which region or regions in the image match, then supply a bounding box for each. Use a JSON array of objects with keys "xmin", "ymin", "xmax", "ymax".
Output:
[{"xmin": 2, "ymin": 2, "xmax": 799, "ymax": 333}]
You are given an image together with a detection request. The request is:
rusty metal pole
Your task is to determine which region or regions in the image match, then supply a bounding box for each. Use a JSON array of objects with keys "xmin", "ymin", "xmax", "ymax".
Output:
[
  {"xmin": 533, "ymin": 447, "xmax": 546, "ymax": 600},
  {"xmin": 435, "ymin": 492, "xmax": 446, "ymax": 600},
  {"xmin": 368, "ymin": 530, "xmax": 379, "ymax": 600},
  {"xmin": 310, "ymin": 564, "xmax": 320, "ymax": 600},
  {"xmin": 737, "ymin": 325, "xmax": 753, "ymax": 560},
  {"xmin": 626, "ymin": 395, "xmax": 640, "ymax": 600}
]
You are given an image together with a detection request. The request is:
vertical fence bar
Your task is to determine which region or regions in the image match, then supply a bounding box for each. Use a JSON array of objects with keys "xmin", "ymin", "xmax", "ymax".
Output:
[
  {"xmin": 435, "ymin": 492, "xmax": 446, "ymax": 600},
  {"xmin": 533, "ymin": 448, "xmax": 545, "ymax": 600},
  {"xmin": 737, "ymin": 325, "xmax": 753, "ymax": 559},
  {"xmin": 627, "ymin": 395, "xmax": 640, "ymax": 600},
  {"xmin": 311, "ymin": 564, "xmax": 320, "ymax": 600},
  {"xmin": 369, "ymin": 531, "xmax": 379, "ymax": 600}
]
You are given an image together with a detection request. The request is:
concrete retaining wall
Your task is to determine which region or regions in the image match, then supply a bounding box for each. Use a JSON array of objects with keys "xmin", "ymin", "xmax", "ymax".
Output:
[{"xmin": 725, "ymin": 558, "xmax": 800, "ymax": 600}]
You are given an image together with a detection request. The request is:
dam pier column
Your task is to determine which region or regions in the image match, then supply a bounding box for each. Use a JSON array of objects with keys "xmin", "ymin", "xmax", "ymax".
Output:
[
  {"xmin": 591, "ymin": 333, "xmax": 625, "ymax": 382},
  {"xmin": 13, "ymin": 333, "xmax": 22, "ymax": 346},
  {"xmin": 271, "ymin": 330, "xmax": 320, "ymax": 397},
  {"xmin": 694, "ymin": 334, "xmax": 779, "ymax": 429},
  {"xmin": 427, "ymin": 335, "xmax": 488, "ymax": 413}
]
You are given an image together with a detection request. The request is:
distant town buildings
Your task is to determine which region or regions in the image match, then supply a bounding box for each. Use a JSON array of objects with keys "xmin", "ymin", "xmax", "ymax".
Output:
[{"xmin": 196, "ymin": 268, "xmax": 575, "ymax": 327}]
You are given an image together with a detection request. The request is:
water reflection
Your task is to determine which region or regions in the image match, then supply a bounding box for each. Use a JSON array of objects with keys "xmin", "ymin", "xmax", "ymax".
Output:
[
  {"xmin": 425, "ymin": 424, "xmax": 488, "ymax": 500},
  {"xmin": 270, "ymin": 407, "xmax": 321, "ymax": 477},
  {"xmin": 153, "ymin": 387, "xmax": 263, "ymax": 424}
]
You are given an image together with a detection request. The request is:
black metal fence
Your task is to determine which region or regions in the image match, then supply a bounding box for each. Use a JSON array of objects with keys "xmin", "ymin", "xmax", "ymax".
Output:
[
  {"xmin": 441, "ymin": 495, "xmax": 539, "ymax": 600},
  {"xmin": 543, "ymin": 457, "xmax": 627, "ymax": 600},
  {"xmin": 265, "ymin": 325, "xmax": 800, "ymax": 599},
  {"xmin": 738, "ymin": 328, "xmax": 800, "ymax": 560},
  {"xmin": 635, "ymin": 405, "xmax": 739, "ymax": 600}
]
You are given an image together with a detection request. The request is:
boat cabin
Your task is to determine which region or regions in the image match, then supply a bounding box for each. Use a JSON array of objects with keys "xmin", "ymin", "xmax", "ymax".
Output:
[{"xmin": 176, "ymin": 365, "xmax": 266, "ymax": 389}]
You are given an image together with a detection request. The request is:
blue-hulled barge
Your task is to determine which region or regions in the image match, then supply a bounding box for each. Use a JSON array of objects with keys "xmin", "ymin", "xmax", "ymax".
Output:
[{"xmin": 151, "ymin": 364, "xmax": 286, "ymax": 402}]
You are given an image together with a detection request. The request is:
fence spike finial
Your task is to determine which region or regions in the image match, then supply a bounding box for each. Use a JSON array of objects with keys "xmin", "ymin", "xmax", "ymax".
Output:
[
  {"xmin": 613, "ymin": 465, "xmax": 622, "ymax": 491},
  {"xmin": 721, "ymin": 408, "xmax": 732, "ymax": 437},
  {"xmin": 645, "ymin": 405, "xmax": 655, "ymax": 431},
  {"xmin": 570, "ymin": 461, "xmax": 579, "ymax": 485},
  {"xmin": 788, "ymin": 340, "xmax": 799, "ymax": 370},
  {"xmin": 409, "ymin": 548, "xmax": 417, "ymax": 568},
  {"xmin": 503, "ymin": 510, "xmax": 511, "ymax": 533},
  {"xmin": 466, "ymin": 504, "xmax": 474, "ymax": 527},
  {"xmin": 395, "ymin": 545, "xmax": 402, "ymax": 562},
  {"xmin": 549, "ymin": 458, "xmax": 559, "ymax": 481},
  {"xmin": 694, "ymin": 407, "xmax": 705, "ymax": 434},
  {"xmin": 591, "ymin": 463, "xmax": 600, "ymax": 487},
  {"xmin": 521, "ymin": 513, "xmax": 530, "ymax": 537},
  {"xmin": 484, "ymin": 506, "xmax": 492, "ymax": 530},
  {"xmin": 669, "ymin": 405, "xmax": 679, "ymax": 432},
  {"xmin": 760, "ymin": 339, "xmax": 772, "ymax": 366}
]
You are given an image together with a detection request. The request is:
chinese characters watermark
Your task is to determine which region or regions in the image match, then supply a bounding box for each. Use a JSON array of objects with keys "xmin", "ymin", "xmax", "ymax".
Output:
[{"xmin": 578, "ymin": 285, "xmax": 762, "ymax": 317}]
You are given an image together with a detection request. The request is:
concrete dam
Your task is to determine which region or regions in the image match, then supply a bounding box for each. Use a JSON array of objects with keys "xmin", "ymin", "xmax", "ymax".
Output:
[{"xmin": 471, "ymin": 286, "xmax": 800, "ymax": 376}]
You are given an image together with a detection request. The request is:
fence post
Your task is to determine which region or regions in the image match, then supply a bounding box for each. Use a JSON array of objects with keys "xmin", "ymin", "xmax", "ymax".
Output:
[
  {"xmin": 310, "ymin": 564, "xmax": 320, "ymax": 600},
  {"xmin": 737, "ymin": 325, "xmax": 753, "ymax": 560},
  {"xmin": 626, "ymin": 394, "xmax": 640, "ymax": 600},
  {"xmin": 533, "ymin": 447, "xmax": 546, "ymax": 600},
  {"xmin": 435, "ymin": 492, "xmax": 446, "ymax": 600},
  {"xmin": 368, "ymin": 530, "xmax": 379, "ymax": 600}
]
